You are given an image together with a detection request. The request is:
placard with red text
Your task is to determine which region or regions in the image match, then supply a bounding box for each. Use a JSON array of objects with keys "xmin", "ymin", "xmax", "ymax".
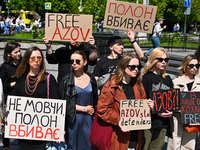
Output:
[
  {"xmin": 5, "ymin": 95, "xmax": 66, "ymax": 141},
  {"xmin": 119, "ymin": 99, "xmax": 151, "ymax": 131},
  {"xmin": 180, "ymin": 92, "xmax": 200, "ymax": 125},
  {"xmin": 45, "ymin": 13, "xmax": 93, "ymax": 42},
  {"xmin": 149, "ymin": 89, "xmax": 180, "ymax": 114},
  {"xmin": 104, "ymin": 0, "xmax": 157, "ymax": 33}
]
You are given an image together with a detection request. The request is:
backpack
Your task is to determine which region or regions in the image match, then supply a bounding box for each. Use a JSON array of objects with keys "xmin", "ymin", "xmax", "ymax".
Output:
[{"xmin": 149, "ymin": 22, "xmax": 158, "ymax": 37}]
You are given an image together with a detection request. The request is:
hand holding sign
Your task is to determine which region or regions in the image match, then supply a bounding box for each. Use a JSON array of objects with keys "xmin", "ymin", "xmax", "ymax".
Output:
[
  {"xmin": 43, "ymin": 36, "xmax": 51, "ymax": 47},
  {"xmin": 158, "ymin": 110, "xmax": 172, "ymax": 118}
]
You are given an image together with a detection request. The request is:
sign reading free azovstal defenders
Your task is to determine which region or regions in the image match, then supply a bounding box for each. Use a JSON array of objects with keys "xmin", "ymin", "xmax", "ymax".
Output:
[
  {"xmin": 5, "ymin": 95, "xmax": 66, "ymax": 141},
  {"xmin": 104, "ymin": 0, "xmax": 157, "ymax": 33},
  {"xmin": 120, "ymin": 99, "xmax": 151, "ymax": 131},
  {"xmin": 45, "ymin": 13, "xmax": 93, "ymax": 42}
]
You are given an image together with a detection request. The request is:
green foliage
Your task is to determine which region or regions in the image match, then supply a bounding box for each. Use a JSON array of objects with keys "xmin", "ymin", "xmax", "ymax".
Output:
[{"xmin": 3, "ymin": 0, "xmax": 200, "ymax": 28}]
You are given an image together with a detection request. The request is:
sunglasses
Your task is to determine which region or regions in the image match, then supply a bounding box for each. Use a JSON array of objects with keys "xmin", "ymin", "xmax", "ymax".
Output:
[
  {"xmin": 30, "ymin": 56, "xmax": 42, "ymax": 62},
  {"xmin": 127, "ymin": 65, "xmax": 142, "ymax": 70},
  {"xmin": 71, "ymin": 59, "xmax": 81, "ymax": 65},
  {"xmin": 155, "ymin": 58, "xmax": 169, "ymax": 62},
  {"xmin": 187, "ymin": 64, "xmax": 200, "ymax": 69}
]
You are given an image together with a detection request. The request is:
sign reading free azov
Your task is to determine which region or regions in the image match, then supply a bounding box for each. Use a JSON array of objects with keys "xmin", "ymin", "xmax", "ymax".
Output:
[
  {"xmin": 5, "ymin": 95, "xmax": 66, "ymax": 141},
  {"xmin": 120, "ymin": 99, "xmax": 151, "ymax": 131}
]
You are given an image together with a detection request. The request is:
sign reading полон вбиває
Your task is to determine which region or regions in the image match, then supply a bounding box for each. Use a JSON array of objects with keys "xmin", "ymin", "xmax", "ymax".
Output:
[
  {"xmin": 45, "ymin": 13, "xmax": 93, "ymax": 42},
  {"xmin": 149, "ymin": 89, "xmax": 180, "ymax": 114},
  {"xmin": 180, "ymin": 92, "xmax": 200, "ymax": 125},
  {"xmin": 104, "ymin": 0, "xmax": 157, "ymax": 33},
  {"xmin": 119, "ymin": 99, "xmax": 151, "ymax": 131},
  {"xmin": 5, "ymin": 95, "xmax": 66, "ymax": 141}
]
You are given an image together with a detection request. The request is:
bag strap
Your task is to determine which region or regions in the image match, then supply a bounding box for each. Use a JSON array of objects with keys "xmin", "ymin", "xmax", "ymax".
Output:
[{"xmin": 47, "ymin": 73, "xmax": 50, "ymax": 99}]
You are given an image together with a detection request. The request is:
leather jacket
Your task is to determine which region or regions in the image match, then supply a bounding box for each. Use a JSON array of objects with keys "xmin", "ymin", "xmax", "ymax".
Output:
[{"xmin": 59, "ymin": 71, "xmax": 98, "ymax": 124}]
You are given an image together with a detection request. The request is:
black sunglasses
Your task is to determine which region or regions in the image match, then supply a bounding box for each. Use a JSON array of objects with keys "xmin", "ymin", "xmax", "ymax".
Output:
[
  {"xmin": 71, "ymin": 59, "xmax": 81, "ymax": 65},
  {"xmin": 127, "ymin": 65, "xmax": 142, "ymax": 70},
  {"xmin": 187, "ymin": 64, "xmax": 200, "ymax": 69},
  {"xmin": 155, "ymin": 58, "xmax": 169, "ymax": 62}
]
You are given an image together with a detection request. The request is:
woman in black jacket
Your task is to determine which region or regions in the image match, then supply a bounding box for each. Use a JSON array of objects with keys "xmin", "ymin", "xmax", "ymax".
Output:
[
  {"xmin": 0, "ymin": 42, "xmax": 22, "ymax": 149},
  {"xmin": 59, "ymin": 50, "xmax": 98, "ymax": 150}
]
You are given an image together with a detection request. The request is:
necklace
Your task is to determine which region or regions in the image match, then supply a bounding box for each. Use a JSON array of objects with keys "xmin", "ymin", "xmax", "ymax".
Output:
[
  {"xmin": 25, "ymin": 73, "xmax": 40, "ymax": 95},
  {"xmin": 75, "ymin": 73, "xmax": 84, "ymax": 80}
]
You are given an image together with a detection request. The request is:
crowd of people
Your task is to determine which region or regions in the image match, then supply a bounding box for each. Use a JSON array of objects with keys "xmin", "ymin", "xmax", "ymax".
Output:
[{"xmin": 0, "ymin": 27, "xmax": 200, "ymax": 150}]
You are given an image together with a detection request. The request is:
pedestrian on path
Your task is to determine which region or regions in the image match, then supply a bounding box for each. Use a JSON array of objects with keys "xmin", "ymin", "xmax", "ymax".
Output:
[{"xmin": 146, "ymin": 18, "xmax": 167, "ymax": 56}]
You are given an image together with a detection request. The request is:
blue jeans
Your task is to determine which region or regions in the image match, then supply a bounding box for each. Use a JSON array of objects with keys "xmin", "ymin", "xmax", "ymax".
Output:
[
  {"xmin": 147, "ymin": 36, "xmax": 160, "ymax": 55},
  {"xmin": 16, "ymin": 26, "xmax": 20, "ymax": 33}
]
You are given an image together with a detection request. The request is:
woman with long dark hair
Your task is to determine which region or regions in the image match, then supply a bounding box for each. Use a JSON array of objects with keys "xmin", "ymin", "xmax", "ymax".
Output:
[
  {"xmin": 97, "ymin": 53, "xmax": 154, "ymax": 150},
  {"xmin": 11, "ymin": 46, "xmax": 58, "ymax": 150},
  {"xmin": 59, "ymin": 50, "xmax": 98, "ymax": 150},
  {"xmin": 0, "ymin": 42, "xmax": 22, "ymax": 149}
]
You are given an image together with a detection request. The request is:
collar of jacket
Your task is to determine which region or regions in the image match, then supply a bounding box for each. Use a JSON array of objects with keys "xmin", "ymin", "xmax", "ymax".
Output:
[
  {"xmin": 65, "ymin": 71, "xmax": 97, "ymax": 86},
  {"xmin": 175, "ymin": 75, "xmax": 200, "ymax": 91}
]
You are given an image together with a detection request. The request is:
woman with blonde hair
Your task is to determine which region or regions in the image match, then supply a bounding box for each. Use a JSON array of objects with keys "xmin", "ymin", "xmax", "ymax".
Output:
[
  {"xmin": 167, "ymin": 54, "xmax": 200, "ymax": 150},
  {"xmin": 142, "ymin": 47, "xmax": 173, "ymax": 150},
  {"xmin": 97, "ymin": 53, "xmax": 154, "ymax": 150}
]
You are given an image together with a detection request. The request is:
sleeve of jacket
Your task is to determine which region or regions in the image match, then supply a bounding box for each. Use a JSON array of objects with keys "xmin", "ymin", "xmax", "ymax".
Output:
[
  {"xmin": 49, "ymin": 74, "xmax": 59, "ymax": 99},
  {"xmin": 0, "ymin": 63, "xmax": 12, "ymax": 94},
  {"xmin": 97, "ymin": 82, "xmax": 120, "ymax": 125}
]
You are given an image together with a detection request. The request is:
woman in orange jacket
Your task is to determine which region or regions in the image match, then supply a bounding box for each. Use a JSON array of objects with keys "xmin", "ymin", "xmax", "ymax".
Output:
[{"xmin": 97, "ymin": 53, "xmax": 154, "ymax": 150}]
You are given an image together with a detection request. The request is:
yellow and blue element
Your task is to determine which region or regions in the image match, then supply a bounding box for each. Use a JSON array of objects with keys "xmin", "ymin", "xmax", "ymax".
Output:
[{"xmin": 45, "ymin": 3, "xmax": 51, "ymax": 10}]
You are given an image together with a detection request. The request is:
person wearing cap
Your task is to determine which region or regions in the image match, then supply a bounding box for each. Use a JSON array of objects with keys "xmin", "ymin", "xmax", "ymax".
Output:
[
  {"xmin": 146, "ymin": 18, "xmax": 167, "ymax": 56},
  {"xmin": 93, "ymin": 27, "xmax": 144, "ymax": 90}
]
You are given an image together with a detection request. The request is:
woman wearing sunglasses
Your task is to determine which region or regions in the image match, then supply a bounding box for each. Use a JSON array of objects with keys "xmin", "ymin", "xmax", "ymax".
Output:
[
  {"xmin": 59, "ymin": 50, "xmax": 98, "ymax": 150},
  {"xmin": 167, "ymin": 55, "xmax": 200, "ymax": 150},
  {"xmin": 0, "ymin": 42, "xmax": 22, "ymax": 149},
  {"xmin": 142, "ymin": 47, "xmax": 173, "ymax": 150},
  {"xmin": 11, "ymin": 46, "xmax": 59, "ymax": 150},
  {"xmin": 97, "ymin": 53, "xmax": 154, "ymax": 150}
]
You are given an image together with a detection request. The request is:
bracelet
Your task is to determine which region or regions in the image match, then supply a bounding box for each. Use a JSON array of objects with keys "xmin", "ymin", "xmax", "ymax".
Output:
[{"xmin": 130, "ymin": 40, "xmax": 136, "ymax": 44}]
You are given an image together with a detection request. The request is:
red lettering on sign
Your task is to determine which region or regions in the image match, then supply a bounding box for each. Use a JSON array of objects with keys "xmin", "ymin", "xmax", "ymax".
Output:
[
  {"xmin": 52, "ymin": 27, "xmax": 62, "ymax": 40},
  {"xmin": 134, "ymin": 6, "xmax": 144, "ymax": 18},
  {"xmin": 80, "ymin": 28, "xmax": 90, "ymax": 41},
  {"xmin": 9, "ymin": 124, "xmax": 17, "ymax": 136},
  {"xmin": 124, "ymin": 5, "xmax": 133, "ymax": 16},
  {"xmin": 190, "ymin": 92, "xmax": 196, "ymax": 100},
  {"xmin": 144, "ymin": 7, "xmax": 154, "ymax": 19},
  {"xmin": 62, "ymin": 28, "xmax": 71, "ymax": 40}
]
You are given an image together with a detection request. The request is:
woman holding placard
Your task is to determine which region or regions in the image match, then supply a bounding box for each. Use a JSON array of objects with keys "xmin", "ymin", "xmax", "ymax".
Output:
[
  {"xmin": 142, "ymin": 47, "xmax": 173, "ymax": 150},
  {"xmin": 97, "ymin": 53, "xmax": 154, "ymax": 150},
  {"xmin": 59, "ymin": 50, "xmax": 98, "ymax": 150},
  {"xmin": 11, "ymin": 46, "xmax": 59, "ymax": 150},
  {"xmin": 167, "ymin": 54, "xmax": 200, "ymax": 150}
]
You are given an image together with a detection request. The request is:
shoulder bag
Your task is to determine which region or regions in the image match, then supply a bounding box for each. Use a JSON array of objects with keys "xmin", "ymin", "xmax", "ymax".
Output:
[{"xmin": 89, "ymin": 90, "xmax": 116, "ymax": 150}]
